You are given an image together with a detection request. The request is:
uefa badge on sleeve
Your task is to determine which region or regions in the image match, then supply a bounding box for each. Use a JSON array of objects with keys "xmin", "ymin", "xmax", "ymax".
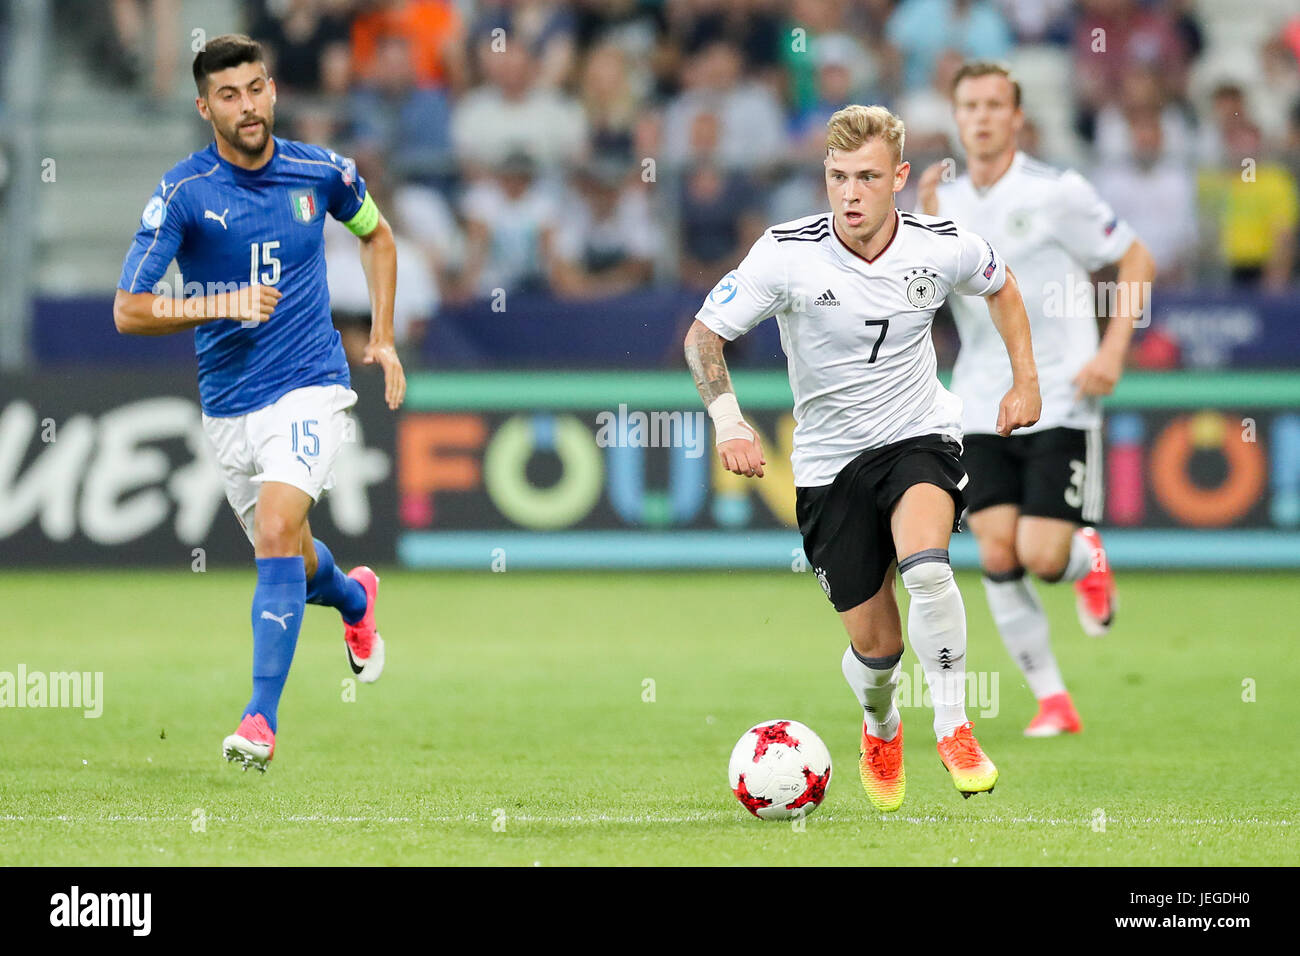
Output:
[
  {"xmin": 289, "ymin": 188, "xmax": 318, "ymax": 224},
  {"xmin": 709, "ymin": 271, "xmax": 739, "ymax": 305}
]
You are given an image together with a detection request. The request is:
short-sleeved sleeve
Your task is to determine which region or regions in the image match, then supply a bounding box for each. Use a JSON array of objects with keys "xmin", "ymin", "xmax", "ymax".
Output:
[
  {"xmin": 951, "ymin": 225, "xmax": 1007, "ymax": 297},
  {"xmin": 323, "ymin": 151, "xmax": 372, "ymax": 234},
  {"xmin": 321, "ymin": 151, "xmax": 366, "ymax": 221},
  {"xmin": 694, "ymin": 232, "xmax": 787, "ymax": 340},
  {"xmin": 1052, "ymin": 170, "xmax": 1136, "ymax": 272},
  {"xmin": 118, "ymin": 180, "xmax": 188, "ymax": 294}
]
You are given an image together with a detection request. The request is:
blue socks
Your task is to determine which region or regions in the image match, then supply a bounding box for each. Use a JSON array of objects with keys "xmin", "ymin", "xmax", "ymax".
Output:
[
  {"xmin": 245, "ymin": 556, "xmax": 307, "ymax": 733},
  {"xmin": 305, "ymin": 539, "xmax": 368, "ymax": 625}
]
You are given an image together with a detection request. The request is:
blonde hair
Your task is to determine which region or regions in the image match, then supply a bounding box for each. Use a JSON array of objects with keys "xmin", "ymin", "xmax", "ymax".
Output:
[{"xmin": 826, "ymin": 105, "xmax": 906, "ymax": 164}]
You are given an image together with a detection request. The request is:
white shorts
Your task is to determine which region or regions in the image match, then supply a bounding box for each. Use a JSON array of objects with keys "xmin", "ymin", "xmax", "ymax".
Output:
[{"xmin": 201, "ymin": 384, "xmax": 359, "ymax": 544}]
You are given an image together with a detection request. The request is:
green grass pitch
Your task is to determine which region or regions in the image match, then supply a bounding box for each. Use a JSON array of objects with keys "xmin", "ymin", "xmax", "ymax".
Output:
[{"xmin": 0, "ymin": 569, "xmax": 1293, "ymax": 866}]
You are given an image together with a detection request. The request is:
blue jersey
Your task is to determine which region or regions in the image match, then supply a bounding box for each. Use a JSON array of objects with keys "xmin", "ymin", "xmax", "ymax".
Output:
[{"xmin": 118, "ymin": 137, "xmax": 371, "ymax": 416}]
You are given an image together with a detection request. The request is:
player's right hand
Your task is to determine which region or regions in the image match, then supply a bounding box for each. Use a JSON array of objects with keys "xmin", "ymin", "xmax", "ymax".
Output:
[
  {"xmin": 995, "ymin": 381, "xmax": 1042, "ymax": 437},
  {"xmin": 235, "ymin": 283, "xmax": 282, "ymax": 324},
  {"xmin": 916, "ymin": 162, "xmax": 947, "ymax": 217},
  {"xmin": 719, "ymin": 426, "xmax": 766, "ymax": 478}
]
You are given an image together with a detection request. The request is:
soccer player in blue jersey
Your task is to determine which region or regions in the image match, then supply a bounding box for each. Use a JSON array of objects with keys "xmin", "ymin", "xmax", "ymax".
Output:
[{"xmin": 113, "ymin": 34, "xmax": 406, "ymax": 772}]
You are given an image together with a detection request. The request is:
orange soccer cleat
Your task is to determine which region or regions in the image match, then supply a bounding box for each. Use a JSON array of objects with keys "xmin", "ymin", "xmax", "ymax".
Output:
[
  {"xmin": 1074, "ymin": 527, "xmax": 1116, "ymax": 637},
  {"xmin": 1024, "ymin": 691, "xmax": 1083, "ymax": 737},
  {"xmin": 937, "ymin": 722, "xmax": 998, "ymax": 797},
  {"xmin": 859, "ymin": 720, "xmax": 906, "ymax": 812}
]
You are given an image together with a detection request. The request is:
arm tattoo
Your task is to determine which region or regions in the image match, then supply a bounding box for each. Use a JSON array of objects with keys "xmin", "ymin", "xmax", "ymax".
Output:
[{"xmin": 684, "ymin": 322, "xmax": 734, "ymax": 406}]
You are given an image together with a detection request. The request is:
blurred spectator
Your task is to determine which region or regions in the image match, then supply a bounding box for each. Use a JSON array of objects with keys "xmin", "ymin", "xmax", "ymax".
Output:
[
  {"xmin": 351, "ymin": 0, "xmax": 467, "ymax": 93},
  {"xmin": 677, "ymin": 161, "xmax": 765, "ymax": 290},
  {"xmin": 1198, "ymin": 120, "xmax": 1298, "ymax": 290},
  {"xmin": 325, "ymin": 162, "xmax": 437, "ymax": 361},
  {"xmin": 768, "ymin": 125, "xmax": 832, "ymax": 227},
  {"xmin": 1094, "ymin": 111, "xmax": 1198, "ymax": 283},
  {"xmin": 660, "ymin": 39, "xmax": 786, "ymax": 171},
  {"xmin": 1094, "ymin": 66, "xmax": 1194, "ymax": 165},
  {"xmin": 288, "ymin": 102, "xmax": 343, "ymax": 148},
  {"xmin": 246, "ymin": 0, "xmax": 351, "ymax": 95},
  {"xmin": 788, "ymin": 33, "xmax": 876, "ymax": 157},
  {"xmin": 391, "ymin": 181, "xmax": 467, "ymax": 304},
  {"xmin": 885, "ymin": 0, "xmax": 1013, "ymax": 94},
  {"xmin": 348, "ymin": 34, "xmax": 455, "ymax": 182},
  {"xmin": 779, "ymin": 0, "xmax": 862, "ymax": 119},
  {"xmin": 1256, "ymin": 36, "xmax": 1300, "ymax": 144},
  {"xmin": 993, "ymin": 0, "xmax": 1072, "ymax": 44},
  {"xmin": 1073, "ymin": 0, "xmax": 1196, "ymax": 143},
  {"xmin": 470, "ymin": 0, "xmax": 578, "ymax": 89},
  {"xmin": 453, "ymin": 152, "xmax": 561, "ymax": 301},
  {"xmin": 1196, "ymin": 82, "xmax": 1248, "ymax": 167},
  {"xmin": 573, "ymin": 0, "xmax": 668, "ymax": 105},
  {"xmin": 86, "ymin": 0, "xmax": 179, "ymax": 102},
  {"xmin": 1169, "ymin": 0, "xmax": 1205, "ymax": 67},
  {"xmin": 549, "ymin": 159, "xmax": 659, "ymax": 300},
  {"xmin": 896, "ymin": 49, "xmax": 965, "ymax": 158},
  {"xmin": 661, "ymin": 0, "xmax": 785, "ymax": 79},
  {"xmin": 451, "ymin": 40, "xmax": 588, "ymax": 175},
  {"xmin": 1283, "ymin": 99, "xmax": 1300, "ymax": 207},
  {"xmin": 580, "ymin": 41, "xmax": 644, "ymax": 163}
]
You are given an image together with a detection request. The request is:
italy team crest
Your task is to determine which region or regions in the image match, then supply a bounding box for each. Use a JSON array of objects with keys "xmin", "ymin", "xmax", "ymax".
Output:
[{"xmin": 289, "ymin": 188, "xmax": 318, "ymax": 223}]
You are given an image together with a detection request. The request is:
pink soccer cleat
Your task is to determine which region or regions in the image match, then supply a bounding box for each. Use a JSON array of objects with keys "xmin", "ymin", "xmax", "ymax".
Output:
[
  {"xmin": 343, "ymin": 566, "xmax": 385, "ymax": 683},
  {"xmin": 1024, "ymin": 691, "xmax": 1083, "ymax": 737},
  {"xmin": 222, "ymin": 713, "xmax": 275, "ymax": 772}
]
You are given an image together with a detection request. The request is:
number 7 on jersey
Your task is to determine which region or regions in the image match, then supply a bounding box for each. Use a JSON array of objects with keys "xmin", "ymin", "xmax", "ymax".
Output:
[{"xmin": 864, "ymin": 319, "xmax": 889, "ymax": 363}]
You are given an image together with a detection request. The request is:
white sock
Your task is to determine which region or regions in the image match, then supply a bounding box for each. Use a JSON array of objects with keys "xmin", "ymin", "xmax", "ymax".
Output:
[
  {"xmin": 841, "ymin": 646, "xmax": 901, "ymax": 741},
  {"xmin": 983, "ymin": 570, "xmax": 1066, "ymax": 700},
  {"xmin": 899, "ymin": 549, "xmax": 968, "ymax": 740},
  {"xmin": 1062, "ymin": 529, "xmax": 1094, "ymax": 582}
]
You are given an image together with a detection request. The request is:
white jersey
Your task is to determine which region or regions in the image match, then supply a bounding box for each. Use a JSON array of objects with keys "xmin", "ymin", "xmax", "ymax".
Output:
[
  {"xmin": 936, "ymin": 152, "xmax": 1136, "ymax": 436},
  {"xmin": 696, "ymin": 209, "xmax": 1006, "ymax": 487}
]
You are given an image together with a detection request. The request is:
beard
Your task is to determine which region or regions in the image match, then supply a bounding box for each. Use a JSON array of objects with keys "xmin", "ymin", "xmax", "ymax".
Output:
[{"xmin": 219, "ymin": 112, "xmax": 273, "ymax": 157}]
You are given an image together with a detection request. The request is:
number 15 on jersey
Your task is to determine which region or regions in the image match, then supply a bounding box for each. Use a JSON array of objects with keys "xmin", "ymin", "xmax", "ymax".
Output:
[{"xmin": 242, "ymin": 241, "xmax": 281, "ymax": 328}]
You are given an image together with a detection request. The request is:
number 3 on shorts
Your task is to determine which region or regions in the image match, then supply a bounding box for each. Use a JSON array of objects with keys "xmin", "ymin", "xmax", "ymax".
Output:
[
  {"xmin": 1064, "ymin": 458, "xmax": 1086, "ymax": 509},
  {"xmin": 291, "ymin": 419, "xmax": 320, "ymax": 457}
]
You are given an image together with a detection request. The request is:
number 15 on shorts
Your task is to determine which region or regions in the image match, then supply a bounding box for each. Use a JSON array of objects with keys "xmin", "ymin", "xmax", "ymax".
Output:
[{"xmin": 291, "ymin": 419, "xmax": 320, "ymax": 458}]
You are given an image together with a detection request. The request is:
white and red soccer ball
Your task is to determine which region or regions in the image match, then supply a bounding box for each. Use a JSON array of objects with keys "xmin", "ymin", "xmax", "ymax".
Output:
[{"xmin": 728, "ymin": 719, "xmax": 832, "ymax": 820}]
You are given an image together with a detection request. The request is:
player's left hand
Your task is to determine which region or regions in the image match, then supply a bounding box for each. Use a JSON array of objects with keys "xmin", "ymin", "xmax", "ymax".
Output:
[
  {"xmin": 364, "ymin": 341, "xmax": 406, "ymax": 410},
  {"xmin": 1073, "ymin": 349, "xmax": 1123, "ymax": 399},
  {"xmin": 995, "ymin": 381, "xmax": 1041, "ymax": 437}
]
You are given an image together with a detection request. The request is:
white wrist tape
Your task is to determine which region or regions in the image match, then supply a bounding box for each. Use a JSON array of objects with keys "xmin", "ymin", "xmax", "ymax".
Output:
[{"xmin": 707, "ymin": 393, "xmax": 753, "ymax": 445}]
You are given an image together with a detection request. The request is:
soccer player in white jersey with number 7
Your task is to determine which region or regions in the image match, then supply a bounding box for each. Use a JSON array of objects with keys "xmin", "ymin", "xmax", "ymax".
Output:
[
  {"xmin": 918, "ymin": 62, "xmax": 1156, "ymax": 737},
  {"xmin": 685, "ymin": 105, "xmax": 1042, "ymax": 811}
]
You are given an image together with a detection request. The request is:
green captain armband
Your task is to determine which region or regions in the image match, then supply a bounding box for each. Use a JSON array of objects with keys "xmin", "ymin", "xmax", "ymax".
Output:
[{"xmin": 343, "ymin": 193, "xmax": 380, "ymax": 237}]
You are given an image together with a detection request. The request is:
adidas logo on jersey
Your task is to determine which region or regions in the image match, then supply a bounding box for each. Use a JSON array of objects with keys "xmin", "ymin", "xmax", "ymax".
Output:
[{"xmin": 813, "ymin": 289, "xmax": 841, "ymax": 307}]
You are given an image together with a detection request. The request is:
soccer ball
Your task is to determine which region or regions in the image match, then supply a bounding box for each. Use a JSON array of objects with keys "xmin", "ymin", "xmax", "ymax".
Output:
[{"xmin": 728, "ymin": 719, "xmax": 832, "ymax": 820}]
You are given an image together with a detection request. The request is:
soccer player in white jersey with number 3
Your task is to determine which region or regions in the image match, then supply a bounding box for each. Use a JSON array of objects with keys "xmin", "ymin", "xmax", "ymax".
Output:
[
  {"xmin": 918, "ymin": 62, "xmax": 1156, "ymax": 737},
  {"xmin": 685, "ymin": 105, "xmax": 1042, "ymax": 812}
]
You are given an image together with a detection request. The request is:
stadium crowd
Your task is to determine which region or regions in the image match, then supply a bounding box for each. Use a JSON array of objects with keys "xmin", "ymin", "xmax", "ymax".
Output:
[{"xmin": 81, "ymin": 0, "xmax": 1300, "ymax": 361}]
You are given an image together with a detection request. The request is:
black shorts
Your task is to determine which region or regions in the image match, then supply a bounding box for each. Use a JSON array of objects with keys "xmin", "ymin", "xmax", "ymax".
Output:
[
  {"xmin": 960, "ymin": 426, "xmax": 1102, "ymax": 524},
  {"xmin": 795, "ymin": 434, "xmax": 967, "ymax": 613}
]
